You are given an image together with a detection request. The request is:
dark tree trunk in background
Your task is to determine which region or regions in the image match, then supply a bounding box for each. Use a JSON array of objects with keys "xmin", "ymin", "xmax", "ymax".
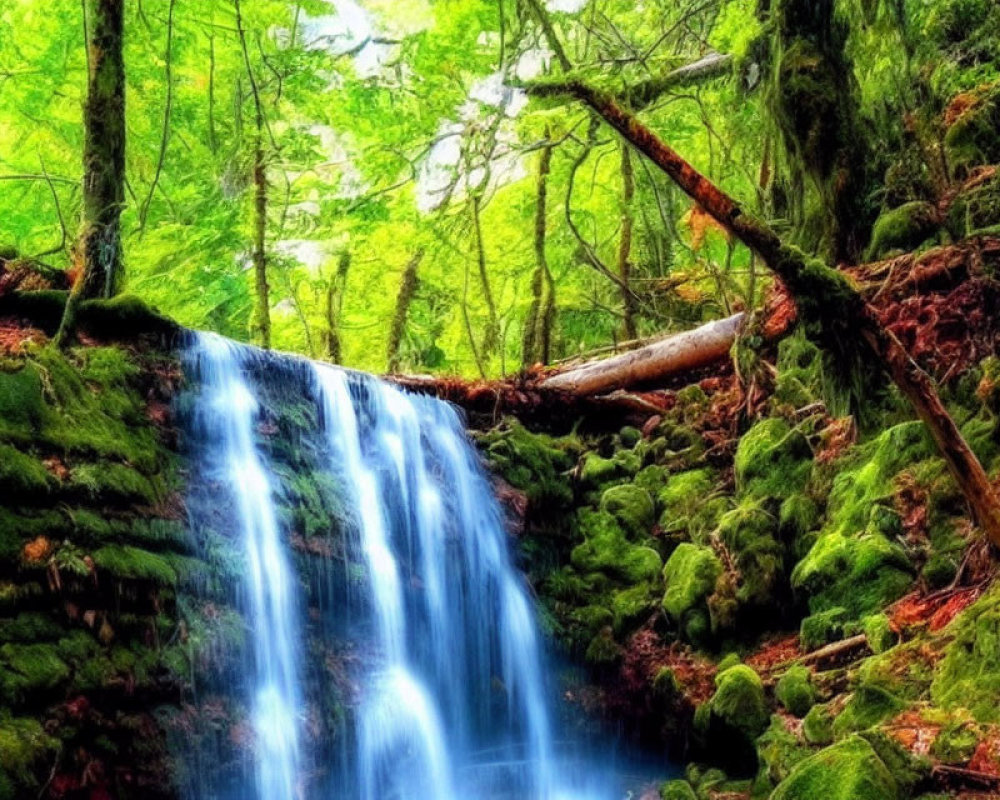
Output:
[
  {"xmin": 618, "ymin": 144, "xmax": 638, "ymax": 340},
  {"xmin": 55, "ymin": 0, "xmax": 126, "ymax": 346},
  {"xmin": 387, "ymin": 249, "xmax": 425, "ymax": 373},
  {"xmin": 523, "ymin": 139, "xmax": 553, "ymax": 368},
  {"xmin": 527, "ymin": 79, "xmax": 1000, "ymax": 549}
]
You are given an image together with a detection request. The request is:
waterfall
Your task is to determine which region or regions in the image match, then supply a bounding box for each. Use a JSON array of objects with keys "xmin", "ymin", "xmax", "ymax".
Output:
[{"xmin": 181, "ymin": 333, "xmax": 623, "ymax": 799}]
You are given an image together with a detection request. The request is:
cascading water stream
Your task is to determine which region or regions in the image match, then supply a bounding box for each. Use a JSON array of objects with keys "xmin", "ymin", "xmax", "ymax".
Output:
[{"xmin": 181, "ymin": 333, "xmax": 633, "ymax": 799}]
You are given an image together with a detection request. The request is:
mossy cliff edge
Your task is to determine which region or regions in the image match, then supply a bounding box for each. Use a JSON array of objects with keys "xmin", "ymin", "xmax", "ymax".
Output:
[{"xmin": 479, "ymin": 330, "xmax": 1000, "ymax": 799}]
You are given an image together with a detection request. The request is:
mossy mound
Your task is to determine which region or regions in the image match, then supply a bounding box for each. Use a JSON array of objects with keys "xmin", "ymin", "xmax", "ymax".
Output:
[
  {"xmin": 734, "ymin": 418, "xmax": 812, "ymax": 501},
  {"xmin": 571, "ymin": 508, "xmax": 662, "ymax": 584},
  {"xmin": 478, "ymin": 419, "xmax": 577, "ymax": 509},
  {"xmin": 600, "ymin": 484, "xmax": 655, "ymax": 538},
  {"xmin": 770, "ymin": 735, "xmax": 898, "ymax": 800},
  {"xmin": 866, "ymin": 201, "xmax": 941, "ymax": 260},
  {"xmin": 944, "ymin": 83, "xmax": 1000, "ymax": 177},
  {"xmin": 697, "ymin": 665, "xmax": 769, "ymax": 774},
  {"xmin": 832, "ymin": 684, "xmax": 906, "ymax": 737},
  {"xmin": 776, "ymin": 665, "xmax": 816, "ymax": 717},
  {"xmin": 662, "ymin": 543, "xmax": 722, "ymax": 644},
  {"xmin": 946, "ymin": 169, "xmax": 1000, "ymax": 237}
]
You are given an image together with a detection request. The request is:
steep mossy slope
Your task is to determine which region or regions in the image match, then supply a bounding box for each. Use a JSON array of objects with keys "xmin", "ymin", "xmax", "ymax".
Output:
[{"xmin": 0, "ymin": 332, "xmax": 189, "ymax": 798}]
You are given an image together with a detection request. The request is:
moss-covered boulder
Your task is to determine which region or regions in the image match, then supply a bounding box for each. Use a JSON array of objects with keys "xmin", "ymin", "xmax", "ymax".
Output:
[
  {"xmin": 600, "ymin": 484, "xmax": 655, "ymax": 538},
  {"xmin": 770, "ymin": 735, "xmax": 899, "ymax": 800},
  {"xmin": 776, "ymin": 665, "xmax": 817, "ymax": 717},
  {"xmin": 930, "ymin": 583, "xmax": 1000, "ymax": 722},
  {"xmin": 570, "ymin": 509, "xmax": 662, "ymax": 584},
  {"xmin": 698, "ymin": 665, "xmax": 769, "ymax": 774},
  {"xmin": 657, "ymin": 468, "xmax": 721, "ymax": 536},
  {"xmin": 946, "ymin": 168, "xmax": 1000, "ymax": 237},
  {"xmin": 734, "ymin": 418, "xmax": 812, "ymax": 501},
  {"xmin": 866, "ymin": 201, "xmax": 941, "ymax": 260},
  {"xmin": 716, "ymin": 500, "xmax": 786, "ymax": 612},
  {"xmin": 833, "ymin": 684, "xmax": 906, "ymax": 737},
  {"xmin": 479, "ymin": 420, "xmax": 576, "ymax": 508},
  {"xmin": 662, "ymin": 543, "xmax": 722, "ymax": 644},
  {"xmin": 803, "ymin": 704, "xmax": 834, "ymax": 745},
  {"xmin": 944, "ymin": 82, "xmax": 1000, "ymax": 177}
]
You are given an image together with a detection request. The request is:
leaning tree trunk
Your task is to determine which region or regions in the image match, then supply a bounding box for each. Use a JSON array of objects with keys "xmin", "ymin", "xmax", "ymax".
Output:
[
  {"xmin": 386, "ymin": 249, "xmax": 425, "ymax": 373},
  {"xmin": 55, "ymin": 0, "xmax": 126, "ymax": 345},
  {"xmin": 526, "ymin": 79, "xmax": 1000, "ymax": 547}
]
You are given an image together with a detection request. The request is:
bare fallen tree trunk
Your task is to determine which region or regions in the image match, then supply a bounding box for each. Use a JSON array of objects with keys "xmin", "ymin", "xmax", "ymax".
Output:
[
  {"xmin": 542, "ymin": 313, "xmax": 744, "ymax": 395},
  {"xmin": 523, "ymin": 79, "xmax": 1000, "ymax": 549},
  {"xmin": 627, "ymin": 51, "xmax": 733, "ymax": 110}
]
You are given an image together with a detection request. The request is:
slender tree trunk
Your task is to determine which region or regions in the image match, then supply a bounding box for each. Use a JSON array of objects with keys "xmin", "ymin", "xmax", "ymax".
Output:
[
  {"xmin": 471, "ymin": 193, "xmax": 499, "ymax": 356},
  {"xmin": 55, "ymin": 0, "xmax": 126, "ymax": 346},
  {"xmin": 527, "ymin": 80, "xmax": 1000, "ymax": 548},
  {"xmin": 235, "ymin": 0, "xmax": 270, "ymax": 348},
  {"xmin": 386, "ymin": 249, "xmax": 425, "ymax": 373},
  {"xmin": 324, "ymin": 251, "xmax": 350, "ymax": 363},
  {"xmin": 523, "ymin": 138, "xmax": 553, "ymax": 368},
  {"xmin": 618, "ymin": 144, "xmax": 638, "ymax": 340}
]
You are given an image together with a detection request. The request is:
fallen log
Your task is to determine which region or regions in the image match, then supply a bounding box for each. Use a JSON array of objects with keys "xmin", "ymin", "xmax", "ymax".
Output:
[{"xmin": 541, "ymin": 312, "xmax": 744, "ymax": 396}]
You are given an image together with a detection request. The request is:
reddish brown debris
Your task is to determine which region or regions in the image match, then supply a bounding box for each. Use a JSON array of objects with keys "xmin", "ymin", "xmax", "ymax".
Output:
[{"xmin": 745, "ymin": 634, "xmax": 801, "ymax": 674}]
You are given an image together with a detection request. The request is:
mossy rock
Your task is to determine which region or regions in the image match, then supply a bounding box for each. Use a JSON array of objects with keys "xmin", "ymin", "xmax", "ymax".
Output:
[
  {"xmin": 930, "ymin": 720, "xmax": 978, "ymax": 765},
  {"xmin": 774, "ymin": 333, "xmax": 824, "ymax": 410},
  {"xmin": 584, "ymin": 627, "xmax": 622, "ymax": 667},
  {"xmin": 662, "ymin": 543, "xmax": 721, "ymax": 644},
  {"xmin": 579, "ymin": 452, "xmax": 622, "ymax": 488},
  {"xmin": 862, "ymin": 614, "xmax": 897, "ymax": 655},
  {"xmin": 776, "ymin": 665, "xmax": 817, "ymax": 717},
  {"xmin": 600, "ymin": 484, "xmax": 654, "ymax": 538},
  {"xmin": 946, "ymin": 169, "xmax": 1000, "ymax": 237},
  {"xmin": 944, "ymin": 83, "xmax": 1000, "ymax": 177},
  {"xmin": 480, "ymin": 420, "xmax": 576, "ymax": 508},
  {"xmin": 930, "ymin": 583, "xmax": 1000, "ymax": 722},
  {"xmin": 92, "ymin": 544, "xmax": 178, "ymax": 585},
  {"xmin": 734, "ymin": 418, "xmax": 812, "ymax": 501},
  {"xmin": 866, "ymin": 201, "xmax": 940, "ymax": 260},
  {"xmin": 659, "ymin": 779, "xmax": 697, "ymax": 800},
  {"xmin": 803, "ymin": 704, "xmax": 834, "ymax": 745},
  {"xmin": 570, "ymin": 508, "xmax": 662, "ymax": 584},
  {"xmin": 832, "ymin": 685, "xmax": 905, "ymax": 737},
  {"xmin": 800, "ymin": 607, "xmax": 849, "ymax": 651},
  {"xmin": 770, "ymin": 735, "xmax": 899, "ymax": 800},
  {"xmin": 717, "ymin": 500, "xmax": 786, "ymax": 611},
  {"xmin": 757, "ymin": 715, "xmax": 813, "ymax": 787},
  {"xmin": 699, "ymin": 665, "xmax": 769, "ymax": 774}
]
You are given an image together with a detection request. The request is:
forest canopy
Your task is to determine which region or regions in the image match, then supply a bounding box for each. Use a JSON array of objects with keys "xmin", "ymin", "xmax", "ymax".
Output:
[{"xmin": 0, "ymin": 0, "xmax": 997, "ymax": 375}]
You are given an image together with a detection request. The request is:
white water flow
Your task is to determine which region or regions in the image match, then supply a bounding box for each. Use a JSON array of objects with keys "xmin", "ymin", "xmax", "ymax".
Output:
[
  {"xmin": 184, "ymin": 332, "xmax": 618, "ymax": 799},
  {"xmin": 187, "ymin": 333, "xmax": 302, "ymax": 800}
]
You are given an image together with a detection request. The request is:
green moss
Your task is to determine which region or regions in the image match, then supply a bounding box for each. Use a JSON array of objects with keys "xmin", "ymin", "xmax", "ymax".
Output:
[
  {"xmin": 68, "ymin": 462, "xmax": 161, "ymax": 505},
  {"xmin": 832, "ymin": 685, "xmax": 905, "ymax": 737},
  {"xmin": 584, "ymin": 627, "xmax": 621, "ymax": 667},
  {"xmin": 858, "ymin": 638, "xmax": 937, "ymax": 702},
  {"xmin": 930, "ymin": 583, "xmax": 1000, "ymax": 721},
  {"xmin": 0, "ymin": 643, "xmax": 70, "ymax": 703},
  {"xmin": 757, "ymin": 715, "xmax": 813, "ymax": 787},
  {"xmin": 659, "ymin": 779, "xmax": 697, "ymax": 800},
  {"xmin": 800, "ymin": 607, "xmax": 848, "ymax": 651},
  {"xmin": 930, "ymin": 721, "xmax": 978, "ymax": 765},
  {"xmin": 0, "ymin": 714, "xmax": 59, "ymax": 799},
  {"xmin": 657, "ymin": 468, "xmax": 722, "ymax": 537},
  {"xmin": 777, "ymin": 665, "xmax": 817, "ymax": 717},
  {"xmin": 717, "ymin": 500, "xmax": 785, "ymax": 610},
  {"xmin": 803, "ymin": 704, "xmax": 834, "ymax": 745},
  {"xmin": 708, "ymin": 665, "xmax": 769, "ymax": 740},
  {"xmin": 944, "ymin": 83, "xmax": 1000, "ymax": 177},
  {"xmin": 862, "ymin": 614, "xmax": 897, "ymax": 655},
  {"xmin": 580, "ymin": 453, "xmax": 622, "ymax": 488},
  {"xmin": 570, "ymin": 509, "xmax": 662, "ymax": 584},
  {"xmin": 865, "ymin": 202, "xmax": 941, "ymax": 260},
  {"xmin": 774, "ymin": 333, "xmax": 823, "ymax": 410},
  {"xmin": 946, "ymin": 169, "xmax": 1000, "ymax": 237},
  {"xmin": 480, "ymin": 420, "xmax": 577, "ymax": 508},
  {"xmin": 734, "ymin": 418, "xmax": 812, "ymax": 501},
  {"xmin": 610, "ymin": 583, "xmax": 657, "ymax": 633},
  {"xmin": 662, "ymin": 543, "xmax": 721, "ymax": 643},
  {"xmin": 600, "ymin": 484, "xmax": 654, "ymax": 538},
  {"xmin": 0, "ymin": 613, "xmax": 65, "ymax": 643},
  {"xmin": 76, "ymin": 294, "xmax": 179, "ymax": 340},
  {"xmin": 770, "ymin": 735, "xmax": 898, "ymax": 800},
  {"xmin": 634, "ymin": 464, "xmax": 668, "ymax": 495},
  {"xmin": 91, "ymin": 544, "xmax": 178, "ymax": 585},
  {"xmin": 0, "ymin": 363, "xmax": 46, "ymax": 442},
  {"xmin": 0, "ymin": 443, "xmax": 54, "ymax": 496}
]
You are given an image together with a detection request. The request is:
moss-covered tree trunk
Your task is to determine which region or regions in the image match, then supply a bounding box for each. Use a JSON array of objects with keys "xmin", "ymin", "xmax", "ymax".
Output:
[
  {"xmin": 528, "ymin": 79, "xmax": 1000, "ymax": 548},
  {"xmin": 324, "ymin": 250, "xmax": 350, "ymax": 364},
  {"xmin": 77, "ymin": 0, "xmax": 126, "ymax": 298},
  {"xmin": 386, "ymin": 249, "xmax": 424, "ymax": 373},
  {"xmin": 523, "ymin": 139, "xmax": 553, "ymax": 368},
  {"xmin": 55, "ymin": 0, "xmax": 126, "ymax": 346}
]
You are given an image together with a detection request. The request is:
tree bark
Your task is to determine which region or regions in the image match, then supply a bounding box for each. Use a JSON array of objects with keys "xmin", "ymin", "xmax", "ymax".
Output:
[
  {"xmin": 324, "ymin": 250, "xmax": 350, "ymax": 363},
  {"xmin": 471, "ymin": 193, "xmax": 499, "ymax": 356},
  {"xmin": 524, "ymin": 79, "xmax": 1000, "ymax": 548},
  {"xmin": 55, "ymin": 0, "xmax": 126, "ymax": 346},
  {"xmin": 235, "ymin": 0, "xmax": 270, "ymax": 348},
  {"xmin": 618, "ymin": 144, "xmax": 638, "ymax": 340},
  {"xmin": 386, "ymin": 249, "xmax": 425, "ymax": 373},
  {"xmin": 541, "ymin": 313, "xmax": 744, "ymax": 395},
  {"xmin": 523, "ymin": 138, "xmax": 553, "ymax": 369}
]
